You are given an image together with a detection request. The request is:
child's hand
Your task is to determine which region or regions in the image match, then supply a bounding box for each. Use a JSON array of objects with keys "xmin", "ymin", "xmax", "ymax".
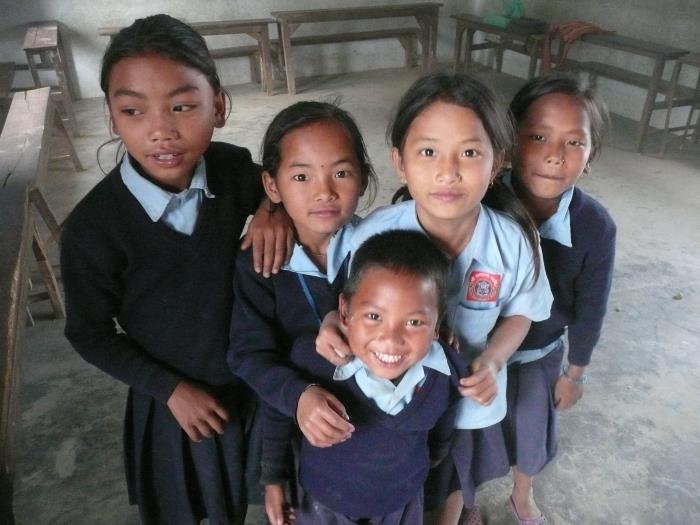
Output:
[
  {"xmin": 297, "ymin": 386, "xmax": 354, "ymax": 447},
  {"xmin": 265, "ymin": 484, "xmax": 295, "ymax": 525},
  {"xmin": 166, "ymin": 381, "xmax": 229, "ymax": 442},
  {"xmin": 554, "ymin": 374, "xmax": 584, "ymax": 410},
  {"xmin": 241, "ymin": 198, "xmax": 294, "ymax": 278},
  {"xmin": 315, "ymin": 310, "xmax": 353, "ymax": 366},
  {"xmin": 458, "ymin": 355, "xmax": 499, "ymax": 406}
]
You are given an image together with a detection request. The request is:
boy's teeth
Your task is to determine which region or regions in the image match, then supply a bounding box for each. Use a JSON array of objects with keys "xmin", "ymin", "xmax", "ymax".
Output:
[
  {"xmin": 374, "ymin": 352, "xmax": 402, "ymax": 364},
  {"xmin": 156, "ymin": 154, "xmax": 175, "ymax": 160}
]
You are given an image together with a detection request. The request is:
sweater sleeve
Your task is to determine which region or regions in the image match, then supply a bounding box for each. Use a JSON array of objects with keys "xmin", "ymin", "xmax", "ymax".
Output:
[
  {"xmin": 61, "ymin": 210, "xmax": 183, "ymax": 403},
  {"xmin": 567, "ymin": 219, "xmax": 616, "ymax": 366},
  {"xmin": 260, "ymin": 402, "xmax": 295, "ymax": 485},
  {"xmin": 227, "ymin": 251, "xmax": 311, "ymax": 417}
]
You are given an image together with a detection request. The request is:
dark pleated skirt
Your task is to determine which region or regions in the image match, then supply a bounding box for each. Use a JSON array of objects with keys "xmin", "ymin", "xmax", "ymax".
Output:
[
  {"xmin": 123, "ymin": 381, "xmax": 261, "ymax": 525},
  {"xmin": 296, "ymin": 490, "xmax": 423, "ymax": 525},
  {"xmin": 501, "ymin": 344, "xmax": 564, "ymax": 476}
]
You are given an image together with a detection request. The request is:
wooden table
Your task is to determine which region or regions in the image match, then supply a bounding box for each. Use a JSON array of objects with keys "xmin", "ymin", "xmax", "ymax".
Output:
[
  {"xmin": 99, "ymin": 19, "xmax": 275, "ymax": 96},
  {"xmin": 452, "ymin": 14, "xmax": 547, "ymax": 79},
  {"xmin": 271, "ymin": 3, "xmax": 442, "ymax": 95},
  {"xmin": 568, "ymin": 32, "xmax": 689, "ymax": 153}
]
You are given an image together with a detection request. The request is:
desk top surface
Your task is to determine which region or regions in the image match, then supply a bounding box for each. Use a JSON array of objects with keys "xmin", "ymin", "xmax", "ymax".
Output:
[
  {"xmin": 451, "ymin": 13, "xmax": 547, "ymax": 37},
  {"xmin": 272, "ymin": 3, "xmax": 443, "ymax": 22},
  {"xmin": 580, "ymin": 32, "xmax": 688, "ymax": 60},
  {"xmin": 98, "ymin": 18, "xmax": 275, "ymax": 36}
]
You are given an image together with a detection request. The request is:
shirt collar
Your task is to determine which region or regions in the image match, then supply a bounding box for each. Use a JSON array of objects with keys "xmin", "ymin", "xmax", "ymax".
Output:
[
  {"xmin": 120, "ymin": 154, "xmax": 213, "ymax": 222},
  {"xmin": 283, "ymin": 216, "xmax": 359, "ymax": 283}
]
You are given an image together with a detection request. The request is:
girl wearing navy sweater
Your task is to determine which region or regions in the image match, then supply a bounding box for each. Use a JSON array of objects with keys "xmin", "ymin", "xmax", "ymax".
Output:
[
  {"xmin": 499, "ymin": 74, "xmax": 616, "ymax": 524},
  {"xmin": 61, "ymin": 15, "xmax": 288, "ymax": 525}
]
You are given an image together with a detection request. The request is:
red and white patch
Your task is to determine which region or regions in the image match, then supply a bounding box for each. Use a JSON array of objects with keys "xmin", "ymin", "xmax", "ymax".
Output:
[{"xmin": 466, "ymin": 271, "xmax": 501, "ymax": 302}]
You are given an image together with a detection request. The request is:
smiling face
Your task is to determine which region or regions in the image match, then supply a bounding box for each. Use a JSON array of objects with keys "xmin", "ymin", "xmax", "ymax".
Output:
[
  {"xmin": 107, "ymin": 53, "xmax": 225, "ymax": 191},
  {"xmin": 392, "ymin": 100, "xmax": 497, "ymax": 233},
  {"xmin": 263, "ymin": 119, "xmax": 365, "ymax": 253},
  {"xmin": 339, "ymin": 267, "xmax": 439, "ymax": 382},
  {"xmin": 513, "ymin": 93, "xmax": 592, "ymax": 215}
]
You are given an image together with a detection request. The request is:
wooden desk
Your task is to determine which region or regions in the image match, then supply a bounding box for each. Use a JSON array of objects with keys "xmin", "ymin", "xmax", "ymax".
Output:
[
  {"xmin": 271, "ymin": 3, "xmax": 442, "ymax": 95},
  {"xmin": 568, "ymin": 32, "xmax": 689, "ymax": 153},
  {"xmin": 98, "ymin": 19, "xmax": 275, "ymax": 96},
  {"xmin": 452, "ymin": 14, "xmax": 547, "ymax": 79}
]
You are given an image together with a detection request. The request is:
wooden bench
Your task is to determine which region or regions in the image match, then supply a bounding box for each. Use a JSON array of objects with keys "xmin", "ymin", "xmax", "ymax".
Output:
[
  {"xmin": 0, "ymin": 62, "xmax": 15, "ymax": 130},
  {"xmin": 451, "ymin": 14, "xmax": 547, "ymax": 79},
  {"xmin": 271, "ymin": 3, "xmax": 442, "ymax": 95},
  {"xmin": 99, "ymin": 18, "xmax": 275, "ymax": 95},
  {"xmin": 660, "ymin": 52, "xmax": 700, "ymax": 156}
]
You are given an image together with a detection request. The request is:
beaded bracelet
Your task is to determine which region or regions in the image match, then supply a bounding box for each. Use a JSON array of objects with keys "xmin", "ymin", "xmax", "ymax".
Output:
[{"xmin": 562, "ymin": 364, "xmax": 588, "ymax": 385}]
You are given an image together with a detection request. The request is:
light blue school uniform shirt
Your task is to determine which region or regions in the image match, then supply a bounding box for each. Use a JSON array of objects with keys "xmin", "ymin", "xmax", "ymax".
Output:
[
  {"xmin": 121, "ymin": 154, "xmax": 213, "ymax": 235},
  {"xmin": 349, "ymin": 200, "xmax": 553, "ymax": 429},
  {"xmin": 502, "ymin": 173, "xmax": 573, "ymax": 365},
  {"xmin": 333, "ymin": 340, "xmax": 451, "ymax": 415}
]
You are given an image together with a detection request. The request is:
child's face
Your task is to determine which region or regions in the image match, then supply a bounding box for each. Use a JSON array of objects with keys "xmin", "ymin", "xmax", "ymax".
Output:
[
  {"xmin": 263, "ymin": 120, "xmax": 365, "ymax": 251},
  {"xmin": 339, "ymin": 267, "xmax": 439, "ymax": 382},
  {"xmin": 391, "ymin": 101, "xmax": 496, "ymax": 232},
  {"xmin": 514, "ymin": 93, "xmax": 592, "ymax": 203},
  {"xmin": 107, "ymin": 53, "xmax": 225, "ymax": 191}
]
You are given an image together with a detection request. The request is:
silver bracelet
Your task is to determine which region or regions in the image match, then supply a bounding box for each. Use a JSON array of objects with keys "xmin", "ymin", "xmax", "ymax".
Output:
[{"xmin": 562, "ymin": 364, "xmax": 588, "ymax": 385}]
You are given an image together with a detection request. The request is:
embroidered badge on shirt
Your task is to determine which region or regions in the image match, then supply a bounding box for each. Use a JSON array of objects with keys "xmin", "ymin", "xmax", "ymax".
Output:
[{"xmin": 467, "ymin": 271, "xmax": 501, "ymax": 302}]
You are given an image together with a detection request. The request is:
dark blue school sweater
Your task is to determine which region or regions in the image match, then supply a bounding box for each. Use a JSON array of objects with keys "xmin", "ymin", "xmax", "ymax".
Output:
[
  {"xmin": 61, "ymin": 142, "xmax": 263, "ymax": 402},
  {"xmin": 286, "ymin": 336, "xmax": 466, "ymax": 518},
  {"xmin": 519, "ymin": 187, "xmax": 616, "ymax": 366}
]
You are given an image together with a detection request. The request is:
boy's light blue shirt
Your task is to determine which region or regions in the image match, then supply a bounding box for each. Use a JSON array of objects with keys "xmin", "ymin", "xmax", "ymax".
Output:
[
  {"xmin": 349, "ymin": 200, "xmax": 553, "ymax": 429},
  {"xmin": 121, "ymin": 154, "xmax": 213, "ymax": 235},
  {"xmin": 333, "ymin": 340, "xmax": 451, "ymax": 415}
]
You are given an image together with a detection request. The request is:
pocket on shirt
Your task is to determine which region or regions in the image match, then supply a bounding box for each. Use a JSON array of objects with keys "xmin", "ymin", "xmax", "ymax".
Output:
[{"xmin": 451, "ymin": 303, "xmax": 501, "ymax": 355}]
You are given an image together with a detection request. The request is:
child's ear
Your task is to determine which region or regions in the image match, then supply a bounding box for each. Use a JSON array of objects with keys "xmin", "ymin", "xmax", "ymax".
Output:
[
  {"xmin": 491, "ymin": 151, "xmax": 506, "ymax": 179},
  {"xmin": 338, "ymin": 294, "xmax": 351, "ymax": 328},
  {"xmin": 262, "ymin": 171, "xmax": 282, "ymax": 204},
  {"xmin": 391, "ymin": 147, "xmax": 407, "ymax": 185},
  {"xmin": 213, "ymin": 89, "xmax": 226, "ymax": 128}
]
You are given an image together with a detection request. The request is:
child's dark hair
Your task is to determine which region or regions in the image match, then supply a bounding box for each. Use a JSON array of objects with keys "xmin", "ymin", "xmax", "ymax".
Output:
[
  {"xmin": 344, "ymin": 230, "xmax": 450, "ymax": 321},
  {"xmin": 388, "ymin": 72, "xmax": 540, "ymax": 280},
  {"xmin": 261, "ymin": 101, "xmax": 377, "ymax": 206},
  {"xmin": 510, "ymin": 72, "xmax": 609, "ymax": 161},
  {"xmin": 100, "ymin": 14, "xmax": 223, "ymax": 97}
]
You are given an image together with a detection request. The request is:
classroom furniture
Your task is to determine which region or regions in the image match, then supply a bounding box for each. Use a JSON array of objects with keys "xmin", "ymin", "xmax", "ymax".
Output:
[
  {"xmin": 271, "ymin": 3, "xmax": 442, "ymax": 95},
  {"xmin": 99, "ymin": 18, "xmax": 276, "ymax": 96},
  {"xmin": 0, "ymin": 62, "xmax": 15, "ymax": 129},
  {"xmin": 660, "ymin": 52, "xmax": 700, "ymax": 157},
  {"xmin": 451, "ymin": 13, "xmax": 547, "ymax": 79},
  {"xmin": 561, "ymin": 32, "xmax": 689, "ymax": 153},
  {"xmin": 23, "ymin": 22, "xmax": 79, "ymax": 135}
]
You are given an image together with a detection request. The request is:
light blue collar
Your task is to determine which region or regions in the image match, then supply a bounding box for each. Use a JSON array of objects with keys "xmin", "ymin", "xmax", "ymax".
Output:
[
  {"xmin": 333, "ymin": 340, "xmax": 450, "ymax": 415},
  {"xmin": 120, "ymin": 154, "xmax": 213, "ymax": 222},
  {"xmin": 283, "ymin": 216, "xmax": 359, "ymax": 283}
]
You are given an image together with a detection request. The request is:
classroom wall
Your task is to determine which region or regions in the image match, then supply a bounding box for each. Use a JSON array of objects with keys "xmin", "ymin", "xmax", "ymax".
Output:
[{"xmin": 1, "ymin": 0, "xmax": 698, "ymax": 127}]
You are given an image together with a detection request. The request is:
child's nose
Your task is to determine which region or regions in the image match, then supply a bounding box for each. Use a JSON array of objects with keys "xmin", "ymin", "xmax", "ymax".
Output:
[
  {"xmin": 545, "ymin": 144, "xmax": 566, "ymax": 165},
  {"xmin": 149, "ymin": 111, "xmax": 178, "ymax": 141},
  {"xmin": 314, "ymin": 176, "xmax": 337, "ymax": 200},
  {"xmin": 436, "ymin": 156, "xmax": 461, "ymax": 183},
  {"xmin": 378, "ymin": 323, "xmax": 404, "ymax": 346}
]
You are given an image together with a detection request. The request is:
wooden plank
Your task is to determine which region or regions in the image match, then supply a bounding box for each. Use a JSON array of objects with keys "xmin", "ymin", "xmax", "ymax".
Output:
[
  {"xmin": 98, "ymin": 18, "xmax": 274, "ymax": 37},
  {"xmin": 0, "ymin": 63, "xmax": 14, "ymax": 99},
  {"xmin": 271, "ymin": 3, "xmax": 442, "ymax": 24},
  {"xmin": 0, "ymin": 87, "xmax": 53, "ymax": 525},
  {"xmin": 287, "ymin": 28, "xmax": 420, "ymax": 47},
  {"xmin": 581, "ymin": 32, "xmax": 688, "ymax": 61},
  {"xmin": 22, "ymin": 22, "xmax": 58, "ymax": 52}
]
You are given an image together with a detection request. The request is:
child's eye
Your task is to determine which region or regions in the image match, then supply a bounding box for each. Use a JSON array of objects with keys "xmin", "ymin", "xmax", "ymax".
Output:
[
  {"xmin": 173, "ymin": 104, "xmax": 196, "ymax": 112},
  {"xmin": 462, "ymin": 149, "xmax": 479, "ymax": 158},
  {"xmin": 292, "ymin": 174, "xmax": 308, "ymax": 182},
  {"xmin": 407, "ymin": 319, "xmax": 425, "ymax": 327},
  {"xmin": 366, "ymin": 312, "xmax": 380, "ymax": 321},
  {"xmin": 121, "ymin": 108, "xmax": 142, "ymax": 116},
  {"xmin": 419, "ymin": 148, "xmax": 435, "ymax": 157},
  {"xmin": 335, "ymin": 170, "xmax": 350, "ymax": 178},
  {"xmin": 530, "ymin": 134, "xmax": 545, "ymax": 142},
  {"xmin": 568, "ymin": 139, "xmax": 586, "ymax": 147}
]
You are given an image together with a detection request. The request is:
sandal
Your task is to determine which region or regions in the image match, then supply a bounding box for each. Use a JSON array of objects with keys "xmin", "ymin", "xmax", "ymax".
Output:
[
  {"xmin": 505, "ymin": 496, "xmax": 547, "ymax": 525},
  {"xmin": 458, "ymin": 506, "xmax": 484, "ymax": 525}
]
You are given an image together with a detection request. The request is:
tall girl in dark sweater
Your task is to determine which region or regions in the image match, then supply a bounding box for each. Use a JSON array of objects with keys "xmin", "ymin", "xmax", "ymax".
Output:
[
  {"xmin": 61, "ymin": 15, "xmax": 288, "ymax": 525},
  {"xmin": 500, "ymin": 74, "xmax": 616, "ymax": 524}
]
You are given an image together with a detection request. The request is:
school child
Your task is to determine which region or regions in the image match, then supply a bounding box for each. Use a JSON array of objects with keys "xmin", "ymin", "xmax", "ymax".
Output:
[
  {"xmin": 276, "ymin": 229, "xmax": 468, "ymax": 524},
  {"xmin": 314, "ymin": 72, "xmax": 554, "ymax": 525},
  {"xmin": 61, "ymin": 14, "xmax": 288, "ymax": 525},
  {"xmin": 498, "ymin": 73, "xmax": 616, "ymax": 524},
  {"xmin": 226, "ymin": 100, "xmax": 376, "ymax": 525}
]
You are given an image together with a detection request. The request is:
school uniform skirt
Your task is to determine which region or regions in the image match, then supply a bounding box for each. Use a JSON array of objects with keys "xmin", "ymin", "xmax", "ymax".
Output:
[
  {"xmin": 123, "ymin": 380, "xmax": 261, "ymax": 525},
  {"xmin": 501, "ymin": 343, "xmax": 564, "ymax": 476},
  {"xmin": 295, "ymin": 490, "xmax": 423, "ymax": 525}
]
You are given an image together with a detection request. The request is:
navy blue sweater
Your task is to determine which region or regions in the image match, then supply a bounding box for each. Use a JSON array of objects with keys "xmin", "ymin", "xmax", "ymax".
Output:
[
  {"xmin": 62, "ymin": 142, "xmax": 262, "ymax": 402},
  {"xmin": 287, "ymin": 337, "xmax": 465, "ymax": 517},
  {"xmin": 519, "ymin": 187, "xmax": 616, "ymax": 366}
]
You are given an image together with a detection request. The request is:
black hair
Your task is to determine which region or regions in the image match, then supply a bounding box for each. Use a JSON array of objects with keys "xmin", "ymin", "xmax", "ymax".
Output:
[
  {"xmin": 388, "ymin": 72, "xmax": 540, "ymax": 280},
  {"xmin": 343, "ymin": 230, "xmax": 450, "ymax": 321},
  {"xmin": 260, "ymin": 100, "xmax": 377, "ymax": 206},
  {"xmin": 100, "ymin": 14, "xmax": 223, "ymax": 98},
  {"xmin": 509, "ymin": 72, "xmax": 609, "ymax": 161}
]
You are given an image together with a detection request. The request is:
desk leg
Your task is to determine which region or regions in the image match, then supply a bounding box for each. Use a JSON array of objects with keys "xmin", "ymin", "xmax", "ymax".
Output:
[
  {"xmin": 430, "ymin": 15, "xmax": 438, "ymax": 70},
  {"xmin": 453, "ymin": 24, "xmax": 465, "ymax": 73},
  {"xmin": 258, "ymin": 32, "xmax": 273, "ymax": 96},
  {"xmin": 660, "ymin": 61, "xmax": 682, "ymax": 157},
  {"xmin": 464, "ymin": 29, "xmax": 476, "ymax": 71},
  {"xmin": 416, "ymin": 17, "xmax": 430, "ymax": 71},
  {"xmin": 278, "ymin": 22, "xmax": 296, "ymax": 95},
  {"xmin": 638, "ymin": 59, "xmax": 664, "ymax": 153}
]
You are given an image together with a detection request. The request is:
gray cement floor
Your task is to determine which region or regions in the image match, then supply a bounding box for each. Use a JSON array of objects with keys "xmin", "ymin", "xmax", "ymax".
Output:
[{"xmin": 11, "ymin": 66, "xmax": 700, "ymax": 524}]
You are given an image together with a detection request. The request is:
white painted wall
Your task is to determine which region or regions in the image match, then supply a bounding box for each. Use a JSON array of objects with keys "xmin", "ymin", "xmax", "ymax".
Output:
[{"xmin": 1, "ymin": 0, "xmax": 699, "ymax": 127}]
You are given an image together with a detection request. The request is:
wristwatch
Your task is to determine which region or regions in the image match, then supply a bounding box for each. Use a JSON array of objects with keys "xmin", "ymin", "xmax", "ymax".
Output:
[{"xmin": 561, "ymin": 364, "xmax": 588, "ymax": 385}]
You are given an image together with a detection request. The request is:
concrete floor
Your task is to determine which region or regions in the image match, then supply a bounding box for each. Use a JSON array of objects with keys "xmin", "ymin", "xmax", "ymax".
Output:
[{"xmin": 11, "ymin": 66, "xmax": 700, "ymax": 524}]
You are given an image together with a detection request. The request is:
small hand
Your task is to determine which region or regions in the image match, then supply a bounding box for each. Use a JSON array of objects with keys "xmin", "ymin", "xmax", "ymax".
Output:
[
  {"xmin": 265, "ymin": 484, "xmax": 295, "ymax": 525},
  {"xmin": 458, "ymin": 355, "xmax": 499, "ymax": 406},
  {"xmin": 315, "ymin": 310, "xmax": 353, "ymax": 366},
  {"xmin": 241, "ymin": 199, "xmax": 294, "ymax": 277},
  {"xmin": 554, "ymin": 374, "xmax": 583, "ymax": 410},
  {"xmin": 166, "ymin": 381, "xmax": 229, "ymax": 442},
  {"xmin": 297, "ymin": 386, "xmax": 354, "ymax": 447}
]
